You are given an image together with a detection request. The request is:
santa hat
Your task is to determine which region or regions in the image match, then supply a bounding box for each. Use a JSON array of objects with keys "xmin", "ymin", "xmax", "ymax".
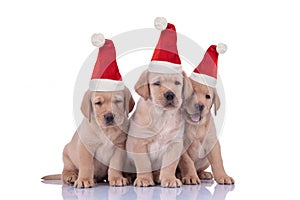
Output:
[
  {"xmin": 190, "ymin": 43, "xmax": 227, "ymax": 88},
  {"xmin": 148, "ymin": 17, "xmax": 182, "ymax": 74},
  {"xmin": 89, "ymin": 33, "xmax": 124, "ymax": 91}
]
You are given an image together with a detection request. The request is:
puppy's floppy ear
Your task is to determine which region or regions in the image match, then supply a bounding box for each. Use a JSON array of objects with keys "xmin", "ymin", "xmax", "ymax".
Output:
[
  {"xmin": 213, "ymin": 88, "xmax": 220, "ymax": 116},
  {"xmin": 134, "ymin": 70, "xmax": 150, "ymax": 100},
  {"xmin": 81, "ymin": 90, "xmax": 92, "ymax": 122},
  {"xmin": 182, "ymin": 71, "xmax": 194, "ymax": 100},
  {"xmin": 124, "ymin": 86, "xmax": 135, "ymax": 114}
]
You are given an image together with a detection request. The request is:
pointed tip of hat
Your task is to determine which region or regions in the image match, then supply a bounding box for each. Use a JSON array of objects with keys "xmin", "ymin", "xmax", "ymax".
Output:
[
  {"xmin": 91, "ymin": 33, "xmax": 105, "ymax": 48},
  {"xmin": 216, "ymin": 43, "xmax": 227, "ymax": 54},
  {"xmin": 154, "ymin": 17, "xmax": 167, "ymax": 30}
]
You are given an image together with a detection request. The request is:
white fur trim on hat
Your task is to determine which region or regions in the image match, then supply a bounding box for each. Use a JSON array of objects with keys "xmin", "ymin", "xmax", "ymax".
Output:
[
  {"xmin": 148, "ymin": 61, "xmax": 182, "ymax": 74},
  {"xmin": 89, "ymin": 79, "xmax": 125, "ymax": 91},
  {"xmin": 190, "ymin": 72, "xmax": 217, "ymax": 88}
]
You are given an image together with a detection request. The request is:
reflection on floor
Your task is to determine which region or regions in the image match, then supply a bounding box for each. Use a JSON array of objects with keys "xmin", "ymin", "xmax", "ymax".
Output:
[{"xmin": 42, "ymin": 180, "xmax": 234, "ymax": 200}]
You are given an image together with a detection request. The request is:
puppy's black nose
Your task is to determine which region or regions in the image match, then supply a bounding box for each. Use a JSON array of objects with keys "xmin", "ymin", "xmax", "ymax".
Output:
[
  {"xmin": 164, "ymin": 91, "xmax": 175, "ymax": 101},
  {"xmin": 104, "ymin": 113, "xmax": 114, "ymax": 123},
  {"xmin": 195, "ymin": 103, "xmax": 204, "ymax": 112}
]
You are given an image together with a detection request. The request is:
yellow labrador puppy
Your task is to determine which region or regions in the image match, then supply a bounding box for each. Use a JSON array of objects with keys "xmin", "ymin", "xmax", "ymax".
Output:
[
  {"xmin": 126, "ymin": 71, "xmax": 194, "ymax": 187},
  {"xmin": 43, "ymin": 88, "xmax": 135, "ymax": 188},
  {"xmin": 43, "ymin": 35, "xmax": 136, "ymax": 188},
  {"xmin": 178, "ymin": 43, "xmax": 234, "ymax": 185},
  {"xmin": 179, "ymin": 79, "xmax": 234, "ymax": 185}
]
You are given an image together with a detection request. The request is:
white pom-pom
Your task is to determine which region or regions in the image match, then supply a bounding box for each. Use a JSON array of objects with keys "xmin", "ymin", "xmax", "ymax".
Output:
[
  {"xmin": 91, "ymin": 33, "xmax": 105, "ymax": 47},
  {"xmin": 216, "ymin": 43, "xmax": 227, "ymax": 54},
  {"xmin": 154, "ymin": 17, "xmax": 167, "ymax": 30}
]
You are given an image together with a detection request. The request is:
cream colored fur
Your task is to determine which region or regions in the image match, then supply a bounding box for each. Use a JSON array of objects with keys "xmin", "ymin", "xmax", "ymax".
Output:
[
  {"xmin": 178, "ymin": 79, "xmax": 234, "ymax": 185},
  {"xmin": 126, "ymin": 71, "xmax": 194, "ymax": 187},
  {"xmin": 42, "ymin": 88, "xmax": 135, "ymax": 188}
]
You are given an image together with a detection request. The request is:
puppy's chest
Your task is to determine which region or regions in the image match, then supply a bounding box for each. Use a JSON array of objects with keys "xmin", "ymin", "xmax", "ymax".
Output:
[
  {"xmin": 186, "ymin": 126, "xmax": 209, "ymax": 160},
  {"xmin": 188, "ymin": 140, "xmax": 205, "ymax": 160},
  {"xmin": 148, "ymin": 117, "xmax": 184, "ymax": 153}
]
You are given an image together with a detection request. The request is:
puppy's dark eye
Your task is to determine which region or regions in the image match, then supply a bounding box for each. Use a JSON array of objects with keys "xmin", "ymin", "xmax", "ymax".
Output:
[
  {"xmin": 95, "ymin": 101, "xmax": 102, "ymax": 106},
  {"xmin": 205, "ymin": 94, "xmax": 211, "ymax": 99},
  {"xmin": 114, "ymin": 99, "xmax": 122, "ymax": 104},
  {"xmin": 175, "ymin": 81, "xmax": 181, "ymax": 85},
  {"xmin": 153, "ymin": 81, "xmax": 161, "ymax": 86}
]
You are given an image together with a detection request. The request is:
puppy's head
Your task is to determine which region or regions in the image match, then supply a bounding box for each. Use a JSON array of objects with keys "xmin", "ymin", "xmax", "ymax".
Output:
[
  {"xmin": 81, "ymin": 87, "xmax": 135, "ymax": 128},
  {"xmin": 135, "ymin": 70, "xmax": 192, "ymax": 110},
  {"xmin": 184, "ymin": 78, "xmax": 220, "ymax": 124}
]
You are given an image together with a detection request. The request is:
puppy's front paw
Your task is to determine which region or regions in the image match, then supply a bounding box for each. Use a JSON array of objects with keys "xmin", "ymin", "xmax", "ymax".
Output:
[
  {"xmin": 134, "ymin": 176, "xmax": 155, "ymax": 187},
  {"xmin": 74, "ymin": 178, "xmax": 95, "ymax": 188},
  {"xmin": 161, "ymin": 176, "xmax": 182, "ymax": 188},
  {"xmin": 215, "ymin": 175, "xmax": 235, "ymax": 185},
  {"xmin": 198, "ymin": 171, "xmax": 213, "ymax": 180},
  {"xmin": 182, "ymin": 175, "xmax": 201, "ymax": 185},
  {"xmin": 62, "ymin": 171, "xmax": 78, "ymax": 185},
  {"xmin": 109, "ymin": 176, "xmax": 129, "ymax": 186}
]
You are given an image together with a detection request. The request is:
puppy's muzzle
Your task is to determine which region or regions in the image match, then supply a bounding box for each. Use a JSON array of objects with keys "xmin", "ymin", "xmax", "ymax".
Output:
[
  {"xmin": 195, "ymin": 103, "xmax": 204, "ymax": 112},
  {"xmin": 164, "ymin": 91, "xmax": 175, "ymax": 101},
  {"xmin": 104, "ymin": 112, "xmax": 115, "ymax": 125},
  {"xmin": 187, "ymin": 103, "xmax": 204, "ymax": 123}
]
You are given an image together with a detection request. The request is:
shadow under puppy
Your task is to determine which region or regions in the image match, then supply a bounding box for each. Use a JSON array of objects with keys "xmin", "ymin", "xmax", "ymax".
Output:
[
  {"xmin": 42, "ymin": 34, "xmax": 135, "ymax": 188},
  {"xmin": 179, "ymin": 44, "xmax": 234, "ymax": 185},
  {"xmin": 126, "ymin": 18, "xmax": 194, "ymax": 187}
]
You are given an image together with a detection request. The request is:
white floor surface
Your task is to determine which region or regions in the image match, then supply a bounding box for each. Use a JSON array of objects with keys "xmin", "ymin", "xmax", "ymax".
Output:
[{"xmin": 41, "ymin": 180, "xmax": 235, "ymax": 200}]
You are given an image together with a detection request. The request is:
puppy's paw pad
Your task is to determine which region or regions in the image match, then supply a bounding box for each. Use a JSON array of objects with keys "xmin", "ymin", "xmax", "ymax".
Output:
[
  {"xmin": 182, "ymin": 175, "xmax": 201, "ymax": 185},
  {"xmin": 215, "ymin": 176, "xmax": 235, "ymax": 185},
  {"xmin": 161, "ymin": 177, "xmax": 182, "ymax": 188},
  {"xmin": 109, "ymin": 177, "xmax": 129, "ymax": 186},
  {"xmin": 74, "ymin": 178, "xmax": 95, "ymax": 188},
  {"xmin": 198, "ymin": 171, "xmax": 213, "ymax": 180},
  {"xmin": 134, "ymin": 177, "xmax": 155, "ymax": 187}
]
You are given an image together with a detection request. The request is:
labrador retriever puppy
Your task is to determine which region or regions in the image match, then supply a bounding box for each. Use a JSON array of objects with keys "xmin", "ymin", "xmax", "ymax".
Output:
[
  {"xmin": 126, "ymin": 70, "xmax": 194, "ymax": 188},
  {"xmin": 178, "ymin": 79, "xmax": 234, "ymax": 185},
  {"xmin": 43, "ymin": 88, "xmax": 135, "ymax": 188}
]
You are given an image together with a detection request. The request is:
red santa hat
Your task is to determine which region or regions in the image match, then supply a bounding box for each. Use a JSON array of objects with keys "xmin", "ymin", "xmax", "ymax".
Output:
[
  {"xmin": 190, "ymin": 43, "xmax": 227, "ymax": 88},
  {"xmin": 148, "ymin": 17, "xmax": 182, "ymax": 74},
  {"xmin": 89, "ymin": 33, "xmax": 124, "ymax": 91}
]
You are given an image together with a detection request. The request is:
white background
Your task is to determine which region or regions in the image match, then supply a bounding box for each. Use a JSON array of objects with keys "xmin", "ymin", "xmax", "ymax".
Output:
[{"xmin": 1, "ymin": 0, "xmax": 300, "ymax": 199}]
